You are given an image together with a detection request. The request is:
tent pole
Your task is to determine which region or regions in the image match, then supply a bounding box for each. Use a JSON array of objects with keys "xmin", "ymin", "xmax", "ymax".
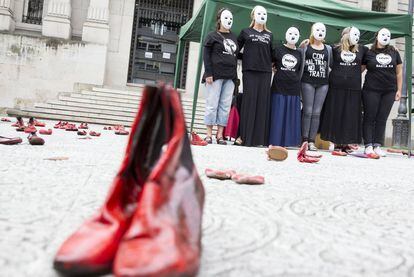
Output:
[
  {"xmin": 174, "ymin": 39, "xmax": 184, "ymax": 89},
  {"xmin": 190, "ymin": 0, "xmax": 214, "ymax": 132},
  {"xmin": 406, "ymin": 34, "xmax": 413, "ymax": 158}
]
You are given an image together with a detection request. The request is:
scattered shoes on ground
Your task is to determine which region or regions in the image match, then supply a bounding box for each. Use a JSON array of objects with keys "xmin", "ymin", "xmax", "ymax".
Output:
[
  {"xmin": 267, "ymin": 145, "xmax": 288, "ymax": 161},
  {"xmin": 39, "ymin": 129, "xmax": 53, "ymax": 135},
  {"xmin": 190, "ymin": 132, "xmax": 208, "ymax": 146},
  {"xmin": 28, "ymin": 132, "xmax": 45, "ymax": 146},
  {"xmin": 0, "ymin": 136, "xmax": 22, "ymax": 145},
  {"xmin": 205, "ymin": 168, "xmax": 265, "ymax": 185}
]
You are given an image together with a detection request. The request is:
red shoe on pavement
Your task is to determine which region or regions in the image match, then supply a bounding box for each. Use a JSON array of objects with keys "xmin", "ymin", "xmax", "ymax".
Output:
[
  {"xmin": 32, "ymin": 118, "xmax": 46, "ymax": 127},
  {"xmin": 89, "ymin": 131, "xmax": 101, "ymax": 137},
  {"xmin": 54, "ymin": 85, "xmax": 205, "ymax": 277},
  {"xmin": 297, "ymin": 142, "xmax": 321, "ymax": 163},
  {"xmin": 12, "ymin": 117, "xmax": 25, "ymax": 128},
  {"xmin": 231, "ymin": 174, "xmax": 265, "ymax": 185},
  {"xmin": 190, "ymin": 132, "xmax": 208, "ymax": 146},
  {"xmin": 77, "ymin": 130, "xmax": 87, "ymax": 136},
  {"xmin": 205, "ymin": 168, "xmax": 236, "ymax": 180},
  {"xmin": 24, "ymin": 125, "xmax": 37, "ymax": 133},
  {"xmin": 332, "ymin": 150, "xmax": 348, "ymax": 156},
  {"xmin": 39, "ymin": 129, "xmax": 53, "ymax": 135},
  {"xmin": 1, "ymin": 117, "xmax": 11, "ymax": 122},
  {"xmin": 115, "ymin": 126, "xmax": 129, "ymax": 136},
  {"xmin": 28, "ymin": 132, "xmax": 45, "ymax": 145},
  {"xmin": 79, "ymin": 122, "xmax": 89, "ymax": 129},
  {"xmin": 54, "ymin": 121, "xmax": 62, "ymax": 129},
  {"xmin": 65, "ymin": 123, "xmax": 78, "ymax": 131}
]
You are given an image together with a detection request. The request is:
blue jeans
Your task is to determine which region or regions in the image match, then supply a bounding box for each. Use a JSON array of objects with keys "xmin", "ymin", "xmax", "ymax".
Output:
[{"xmin": 204, "ymin": 79, "xmax": 235, "ymax": 126}]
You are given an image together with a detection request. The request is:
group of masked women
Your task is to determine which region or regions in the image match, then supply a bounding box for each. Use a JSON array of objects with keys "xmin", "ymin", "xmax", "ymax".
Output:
[{"xmin": 202, "ymin": 5, "xmax": 402, "ymax": 158}]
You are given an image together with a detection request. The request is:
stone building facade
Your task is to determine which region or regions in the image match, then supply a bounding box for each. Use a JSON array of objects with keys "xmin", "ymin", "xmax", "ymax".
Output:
[{"xmin": 0, "ymin": 0, "xmax": 412, "ymax": 110}]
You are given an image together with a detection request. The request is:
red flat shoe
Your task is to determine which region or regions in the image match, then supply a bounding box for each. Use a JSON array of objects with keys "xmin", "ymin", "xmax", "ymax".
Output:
[
  {"xmin": 39, "ymin": 129, "xmax": 53, "ymax": 135},
  {"xmin": 297, "ymin": 142, "xmax": 321, "ymax": 163},
  {"xmin": 79, "ymin": 123, "xmax": 89, "ymax": 129},
  {"xmin": 366, "ymin": 153, "xmax": 380, "ymax": 159},
  {"xmin": 77, "ymin": 130, "xmax": 87, "ymax": 136},
  {"xmin": 332, "ymin": 150, "xmax": 347, "ymax": 156},
  {"xmin": 205, "ymin": 168, "xmax": 236, "ymax": 180},
  {"xmin": 89, "ymin": 131, "xmax": 101, "ymax": 137},
  {"xmin": 267, "ymin": 145, "xmax": 288, "ymax": 161},
  {"xmin": 0, "ymin": 136, "xmax": 22, "ymax": 145},
  {"xmin": 65, "ymin": 124, "xmax": 78, "ymax": 132},
  {"xmin": 113, "ymin": 85, "xmax": 204, "ymax": 277},
  {"xmin": 231, "ymin": 174, "xmax": 265, "ymax": 185},
  {"xmin": 24, "ymin": 126, "xmax": 37, "ymax": 133},
  {"xmin": 1, "ymin": 118, "xmax": 11, "ymax": 122},
  {"xmin": 32, "ymin": 118, "xmax": 46, "ymax": 127},
  {"xmin": 28, "ymin": 132, "xmax": 45, "ymax": 145},
  {"xmin": 190, "ymin": 132, "xmax": 208, "ymax": 146}
]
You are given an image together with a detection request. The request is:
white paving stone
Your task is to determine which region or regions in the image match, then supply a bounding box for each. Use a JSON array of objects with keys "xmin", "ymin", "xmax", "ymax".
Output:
[{"xmin": 1, "ymin": 118, "xmax": 414, "ymax": 277}]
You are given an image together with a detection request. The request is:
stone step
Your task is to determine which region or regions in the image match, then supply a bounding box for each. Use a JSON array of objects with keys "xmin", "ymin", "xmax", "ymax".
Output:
[
  {"xmin": 7, "ymin": 108, "xmax": 209, "ymax": 135},
  {"xmin": 43, "ymin": 100, "xmax": 205, "ymax": 117}
]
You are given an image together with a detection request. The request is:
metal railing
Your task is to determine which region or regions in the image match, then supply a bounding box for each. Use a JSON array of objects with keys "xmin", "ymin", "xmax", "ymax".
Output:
[{"xmin": 22, "ymin": 0, "xmax": 43, "ymax": 25}]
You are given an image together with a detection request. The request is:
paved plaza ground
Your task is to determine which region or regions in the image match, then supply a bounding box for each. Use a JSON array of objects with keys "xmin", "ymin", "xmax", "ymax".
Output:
[{"xmin": 1, "ymin": 119, "xmax": 414, "ymax": 277}]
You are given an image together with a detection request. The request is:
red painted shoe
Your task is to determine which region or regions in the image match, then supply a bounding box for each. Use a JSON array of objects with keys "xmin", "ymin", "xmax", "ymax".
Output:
[
  {"xmin": 24, "ymin": 125, "xmax": 37, "ymax": 133},
  {"xmin": 115, "ymin": 128, "xmax": 129, "ymax": 136},
  {"xmin": 231, "ymin": 174, "xmax": 265, "ymax": 185},
  {"xmin": 89, "ymin": 131, "xmax": 101, "ymax": 137},
  {"xmin": 332, "ymin": 150, "xmax": 347, "ymax": 156},
  {"xmin": 33, "ymin": 119, "xmax": 46, "ymax": 127},
  {"xmin": 190, "ymin": 132, "xmax": 208, "ymax": 146},
  {"xmin": 28, "ymin": 132, "xmax": 45, "ymax": 145},
  {"xmin": 77, "ymin": 130, "xmax": 87, "ymax": 136},
  {"xmin": 79, "ymin": 123, "xmax": 89, "ymax": 129},
  {"xmin": 113, "ymin": 85, "xmax": 204, "ymax": 277},
  {"xmin": 53, "ymin": 85, "xmax": 184, "ymax": 276},
  {"xmin": 39, "ymin": 129, "xmax": 53, "ymax": 135},
  {"xmin": 54, "ymin": 121, "xmax": 62, "ymax": 129},
  {"xmin": 65, "ymin": 124, "xmax": 78, "ymax": 132},
  {"xmin": 297, "ymin": 142, "xmax": 321, "ymax": 163},
  {"xmin": 0, "ymin": 136, "xmax": 22, "ymax": 145},
  {"xmin": 366, "ymin": 153, "xmax": 380, "ymax": 159},
  {"xmin": 205, "ymin": 168, "xmax": 236, "ymax": 180},
  {"xmin": 1, "ymin": 117, "xmax": 11, "ymax": 122},
  {"xmin": 12, "ymin": 117, "xmax": 25, "ymax": 128}
]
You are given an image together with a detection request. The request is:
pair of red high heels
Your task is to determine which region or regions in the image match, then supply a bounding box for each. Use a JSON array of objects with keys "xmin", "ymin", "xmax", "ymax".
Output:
[{"xmin": 54, "ymin": 85, "xmax": 205, "ymax": 277}]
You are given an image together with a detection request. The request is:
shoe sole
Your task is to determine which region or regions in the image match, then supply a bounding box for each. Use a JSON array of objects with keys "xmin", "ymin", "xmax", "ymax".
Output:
[
  {"xmin": 53, "ymin": 261, "xmax": 111, "ymax": 277},
  {"xmin": 268, "ymin": 147, "xmax": 288, "ymax": 161}
]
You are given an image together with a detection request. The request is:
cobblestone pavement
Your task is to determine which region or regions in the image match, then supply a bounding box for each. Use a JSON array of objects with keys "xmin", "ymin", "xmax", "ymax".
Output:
[{"xmin": 1, "ymin": 119, "xmax": 414, "ymax": 277}]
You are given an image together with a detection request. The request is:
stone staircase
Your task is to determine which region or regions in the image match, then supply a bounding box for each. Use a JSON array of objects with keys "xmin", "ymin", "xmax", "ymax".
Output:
[{"xmin": 7, "ymin": 86, "xmax": 210, "ymax": 135}]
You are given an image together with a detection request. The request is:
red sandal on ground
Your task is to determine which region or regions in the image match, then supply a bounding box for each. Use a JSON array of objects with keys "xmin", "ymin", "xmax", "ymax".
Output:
[
  {"xmin": 28, "ymin": 132, "xmax": 45, "ymax": 145},
  {"xmin": 89, "ymin": 131, "xmax": 101, "ymax": 137},
  {"xmin": 79, "ymin": 122, "xmax": 89, "ymax": 129},
  {"xmin": 267, "ymin": 145, "xmax": 288, "ymax": 161},
  {"xmin": 32, "ymin": 118, "xmax": 46, "ymax": 127},
  {"xmin": 205, "ymin": 168, "xmax": 236, "ymax": 180},
  {"xmin": 297, "ymin": 142, "xmax": 321, "ymax": 163},
  {"xmin": 0, "ymin": 136, "xmax": 22, "ymax": 145},
  {"xmin": 77, "ymin": 130, "xmax": 87, "ymax": 136},
  {"xmin": 231, "ymin": 174, "xmax": 265, "ymax": 185},
  {"xmin": 190, "ymin": 132, "xmax": 208, "ymax": 146},
  {"xmin": 54, "ymin": 84, "xmax": 205, "ymax": 277},
  {"xmin": 39, "ymin": 129, "xmax": 53, "ymax": 135}
]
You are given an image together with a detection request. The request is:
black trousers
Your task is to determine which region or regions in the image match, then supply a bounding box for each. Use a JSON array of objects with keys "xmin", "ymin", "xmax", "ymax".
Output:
[{"xmin": 362, "ymin": 89, "xmax": 395, "ymax": 147}]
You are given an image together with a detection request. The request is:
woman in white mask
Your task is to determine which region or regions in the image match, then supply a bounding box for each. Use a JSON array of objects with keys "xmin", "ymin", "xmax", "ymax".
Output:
[
  {"xmin": 361, "ymin": 28, "xmax": 403, "ymax": 158},
  {"xmin": 299, "ymin": 22, "xmax": 333, "ymax": 151},
  {"xmin": 237, "ymin": 5, "xmax": 274, "ymax": 147},
  {"xmin": 202, "ymin": 8, "xmax": 239, "ymax": 145},
  {"xmin": 320, "ymin": 27, "xmax": 369, "ymax": 156},
  {"xmin": 268, "ymin": 26, "xmax": 303, "ymax": 148}
]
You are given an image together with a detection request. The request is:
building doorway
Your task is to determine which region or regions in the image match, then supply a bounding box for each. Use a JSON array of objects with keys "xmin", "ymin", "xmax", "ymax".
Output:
[{"xmin": 127, "ymin": 0, "xmax": 194, "ymax": 88}]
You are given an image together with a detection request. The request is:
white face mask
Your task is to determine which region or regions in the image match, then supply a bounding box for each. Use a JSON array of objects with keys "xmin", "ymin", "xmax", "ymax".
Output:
[
  {"xmin": 312, "ymin": 22, "xmax": 326, "ymax": 41},
  {"xmin": 285, "ymin": 27, "xmax": 300, "ymax": 45},
  {"xmin": 348, "ymin": 27, "xmax": 360, "ymax": 46},
  {"xmin": 254, "ymin": 6, "xmax": 267, "ymax": 25},
  {"xmin": 377, "ymin": 28, "xmax": 391, "ymax": 46},
  {"xmin": 220, "ymin": 10, "xmax": 233, "ymax": 30}
]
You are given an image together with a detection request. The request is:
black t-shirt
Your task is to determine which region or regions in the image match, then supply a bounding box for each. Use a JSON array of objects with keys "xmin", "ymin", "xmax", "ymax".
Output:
[
  {"xmin": 271, "ymin": 45, "xmax": 302, "ymax": 96},
  {"xmin": 302, "ymin": 45, "xmax": 329, "ymax": 85},
  {"xmin": 203, "ymin": 31, "xmax": 239, "ymax": 81},
  {"xmin": 329, "ymin": 45, "xmax": 368, "ymax": 90},
  {"xmin": 237, "ymin": 28, "xmax": 273, "ymax": 72},
  {"xmin": 363, "ymin": 47, "xmax": 402, "ymax": 92}
]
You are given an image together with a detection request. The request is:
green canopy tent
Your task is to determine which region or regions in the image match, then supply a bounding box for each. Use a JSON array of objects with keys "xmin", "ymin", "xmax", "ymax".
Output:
[{"xmin": 174, "ymin": 0, "xmax": 413, "ymax": 148}]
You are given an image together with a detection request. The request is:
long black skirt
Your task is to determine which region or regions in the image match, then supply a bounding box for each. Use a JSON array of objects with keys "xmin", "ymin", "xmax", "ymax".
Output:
[
  {"xmin": 320, "ymin": 87, "xmax": 362, "ymax": 145},
  {"xmin": 240, "ymin": 71, "xmax": 272, "ymax": 146}
]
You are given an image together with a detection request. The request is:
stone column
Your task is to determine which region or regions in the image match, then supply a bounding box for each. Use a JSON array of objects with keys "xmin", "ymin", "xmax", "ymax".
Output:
[
  {"xmin": 42, "ymin": 0, "xmax": 72, "ymax": 40},
  {"xmin": 0, "ymin": 0, "xmax": 15, "ymax": 31},
  {"xmin": 82, "ymin": 0, "xmax": 109, "ymax": 45}
]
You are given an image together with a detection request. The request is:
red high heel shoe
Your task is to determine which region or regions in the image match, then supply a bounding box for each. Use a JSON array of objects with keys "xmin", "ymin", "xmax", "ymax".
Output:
[
  {"xmin": 190, "ymin": 132, "xmax": 208, "ymax": 146},
  {"xmin": 79, "ymin": 122, "xmax": 89, "ymax": 129},
  {"xmin": 113, "ymin": 85, "xmax": 204, "ymax": 277},
  {"xmin": 297, "ymin": 142, "xmax": 321, "ymax": 163},
  {"xmin": 24, "ymin": 119, "xmax": 37, "ymax": 133}
]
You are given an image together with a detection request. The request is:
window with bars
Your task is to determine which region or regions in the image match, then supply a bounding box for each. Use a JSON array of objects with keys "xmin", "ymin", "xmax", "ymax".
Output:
[
  {"xmin": 22, "ymin": 0, "xmax": 44, "ymax": 25},
  {"xmin": 372, "ymin": 0, "xmax": 388, "ymax": 12}
]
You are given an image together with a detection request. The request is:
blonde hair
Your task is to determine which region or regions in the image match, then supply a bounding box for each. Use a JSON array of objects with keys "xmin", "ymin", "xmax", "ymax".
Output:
[
  {"xmin": 309, "ymin": 23, "xmax": 325, "ymax": 45},
  {"xmin": 339, "ymin": 27, "xmax": 359, "ymax": 53},
  {"xmin": 249, "ymin": 6, "xmax": 271, "ymax": 32}
]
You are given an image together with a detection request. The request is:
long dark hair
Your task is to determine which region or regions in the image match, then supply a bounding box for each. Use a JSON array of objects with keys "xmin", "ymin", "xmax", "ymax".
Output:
[
  {"xmin": 370, "ymin": 30, "xmax": 396, "ymax": 53},
  {"xmin": 216, "ymin": 8, "xmax": 230, "ymax": 31}
]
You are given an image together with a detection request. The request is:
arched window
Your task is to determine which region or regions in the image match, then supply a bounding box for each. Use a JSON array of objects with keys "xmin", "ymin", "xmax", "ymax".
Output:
[
  {"xmin": 372, "ymin": 0, "xmax": 388, "ymax": 12},
  {"xmin": 22, "ymin": 0, "xmax": 44, "ymax": 25}
]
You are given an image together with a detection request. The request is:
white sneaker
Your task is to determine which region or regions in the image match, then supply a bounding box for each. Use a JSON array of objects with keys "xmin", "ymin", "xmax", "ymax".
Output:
[
  {"xmin": 308, "ymin": 142, "xmax": 318, "ymax": 151},
  {"xmin": 374, "ymin": 146, "xmax": 387, "ymax": 157}
]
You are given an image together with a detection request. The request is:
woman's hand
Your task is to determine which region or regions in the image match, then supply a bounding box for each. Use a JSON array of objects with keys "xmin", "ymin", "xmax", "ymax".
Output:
[
  {"xmin": 395, "ymin": 90, "xmax": 402, "ymax": 101},
  {"xmin": 206, "ymin": 77, "xmax": 213, "ymax": 84},
  {"xmin": 299, "ymin": 39, "xmax": 310, "ymax": 48}
]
